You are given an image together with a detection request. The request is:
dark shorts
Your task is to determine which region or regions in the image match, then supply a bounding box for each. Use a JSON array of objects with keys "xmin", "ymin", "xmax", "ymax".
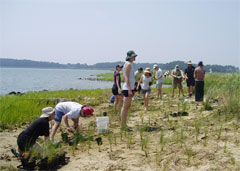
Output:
[
  {"xmin": 134, "ymin": 82, "xmax": 141, "ymax": 91},
  {"xmin": 187, "ymin": 79, "xmax": 195, "ymax": 87},
  {"xmin": 17, "ymin": 132, "xmax": 34, "ymax": 152},
  {"xmin": 142, "ymin": 89, "xmax": 151, "ymax": 94},
  {"xmin": 122, "ymin": 90, "xmax": 135, "ymax": 97},
  {"xmin": 112, "ymin": 85, "xmax": 120, "ymax": 96}
]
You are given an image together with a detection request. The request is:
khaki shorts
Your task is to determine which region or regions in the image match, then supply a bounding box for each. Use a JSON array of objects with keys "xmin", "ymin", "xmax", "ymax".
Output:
[
  {"xmin": 172, "ymin": 81, "xmax": 182, "ymax": 89},
  {"xmin": 156, "ymin": 83, "xmax": 163, "ymax": 89}
]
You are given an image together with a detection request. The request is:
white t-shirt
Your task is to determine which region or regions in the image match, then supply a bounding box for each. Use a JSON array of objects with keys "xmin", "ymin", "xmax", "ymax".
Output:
[
  {"xmin": 56, "ymin": 102, "xmax": 82, "ymax": 119},
  {"xmin": 141, "ymin": 75, "xmax": 152, "ymax": 90},
  {"xmin": 155, "ymin": 68, "xmax": 163, "ymax": 84},
  {"xmin": 122, "ymin": 61, "xmax": 135, "ymax": 90}
]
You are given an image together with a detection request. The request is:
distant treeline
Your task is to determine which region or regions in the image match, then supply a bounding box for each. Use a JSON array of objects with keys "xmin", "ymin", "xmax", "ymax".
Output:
[{"xmin": 0, "ymin": 58, "xmax": 239, "ymax": 73}]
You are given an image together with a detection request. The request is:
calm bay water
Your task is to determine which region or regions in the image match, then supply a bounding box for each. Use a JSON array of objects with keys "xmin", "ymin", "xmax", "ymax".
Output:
[{"xmin": 0, "ymin": 67, "xmax": 113, "ymax": 95}]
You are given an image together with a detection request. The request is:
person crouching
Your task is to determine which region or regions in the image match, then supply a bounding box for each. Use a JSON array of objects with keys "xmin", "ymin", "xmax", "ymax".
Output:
[{"xmin": 17, "ymin": 107, "xmax": 55, "ymax": 157}]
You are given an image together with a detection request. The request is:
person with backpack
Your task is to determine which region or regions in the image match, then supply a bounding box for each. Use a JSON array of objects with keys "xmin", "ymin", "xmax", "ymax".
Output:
[{"xmin": 50, "ymin": 101, "xmax": 94, "ymax": 141}]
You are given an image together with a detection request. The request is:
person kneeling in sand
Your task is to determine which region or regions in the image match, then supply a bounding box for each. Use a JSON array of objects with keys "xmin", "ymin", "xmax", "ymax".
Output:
[
  {"xmin": 15, "ymin": 107, "xmax": 55, "ymax": 157},
  {"xmin": 50, "ymin": 101, "xmax": 94, "ymax": 141}
]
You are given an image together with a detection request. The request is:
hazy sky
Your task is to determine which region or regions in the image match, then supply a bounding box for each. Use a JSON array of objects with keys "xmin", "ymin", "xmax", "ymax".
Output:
[{"xmin": 0, "ymin": 0, "xmax": 239, "ymax": 66}]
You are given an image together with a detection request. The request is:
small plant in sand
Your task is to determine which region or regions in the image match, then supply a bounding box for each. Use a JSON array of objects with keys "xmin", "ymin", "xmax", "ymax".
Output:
[
  {"xmin": 224, "ymin": 140, "xmax": 227, "ymax": 153},
  {"xmin": 108, "ymin": 133, "xmax": 113, "ymax": 152},
  {"xmin": 139, "ymin": 111, "xmax": 144, "ymax": 124},
  {"xmin": 180, "ymin": 128, "xmax": 185, "ymax": 146},
  {"xmin": 159, "ymin": 129, "xmax": 164, "ymax": 144},
  {"xmin": 184, "ymin": 144, "xmax": 193, "ymax": 166},
  {"xmin": 161, "ymin": 138, "xmax": 168, "ymax": 152},
  {"xmin": 141, "ymin": 136, "xmax": 149, "ymax": 151},
  {"xmin": 234, "ymin": 137, "xmax": 239, "ymax": 146},
  {"xmin": 195, "ymin": 120, "xmax": 201, "ymax": 142},
  {"xmin": 217, "ymin": 124, "xmax": 223, "ymax": 140},
  {"xmin": 139, "ymin": 126, "xmax": 144, "ymax": 141},
  {"xmin": 120, "ymin": 129, "xmax": 123, "ymax": 141},
  {"xmin": 87, "ymin": 139, "xmax": 91, "ymax": 154},
  {"xmin": 113, "ymin": 133, "xmax": 117, "ymax": 145},
  {"xmin": 126, "ymin": 132, "xmax": 133, "ymax": 149},
  {"xmin": 203, "ymin": 128, "xmax": 208, "ymax": 147},
  {"xmin": 155, "ymin": 147, "xmax": 162, "ymax": 166}
]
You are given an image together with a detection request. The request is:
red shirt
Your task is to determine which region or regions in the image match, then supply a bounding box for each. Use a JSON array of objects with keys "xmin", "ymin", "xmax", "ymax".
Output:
[{"xmin": 194, "ymin": 66, "xmax": 205, "ymax": 81}]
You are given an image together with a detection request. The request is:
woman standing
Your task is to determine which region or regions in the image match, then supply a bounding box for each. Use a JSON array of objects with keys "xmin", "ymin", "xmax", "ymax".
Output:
[
  {"xmin": 121, "ymin": 50, "xmax": 137, "ymax": 128},
  {"xmin": 112, "ymin": 64, "xmax": 123, "ymax": 114},
  {"xmin": 137, "ymin": 68, "xmax": 152, "ymax": 110}
]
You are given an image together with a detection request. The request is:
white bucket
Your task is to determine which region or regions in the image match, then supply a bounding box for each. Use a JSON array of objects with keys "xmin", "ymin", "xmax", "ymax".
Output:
[{"xmin": 96, "ymin": 117, "xmax": 109, "ymax": 133}]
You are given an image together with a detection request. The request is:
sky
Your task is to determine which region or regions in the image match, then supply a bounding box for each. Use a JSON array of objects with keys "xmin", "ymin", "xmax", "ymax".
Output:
[{"xmin": 0, "ymin": 0, "xmax": 239, "ymax": 67}]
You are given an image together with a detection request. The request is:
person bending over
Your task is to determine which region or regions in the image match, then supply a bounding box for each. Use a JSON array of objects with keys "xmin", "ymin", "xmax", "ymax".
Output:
[{"xmin": 51, "ymin": 102, "xmax": 94, "ymax": 141}]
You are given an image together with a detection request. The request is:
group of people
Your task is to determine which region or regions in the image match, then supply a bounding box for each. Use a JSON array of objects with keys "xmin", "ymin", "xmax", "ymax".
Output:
[
  {"xmin": 13, "ymin": 50, "xmax": 206, "ymax": 157},
  {"xmin": 14, "ymin": 102, "xmax": 94, "ymax": 157},
  {"xmin": 112, "ymin": 50, "xmax": 206, "ymax": 128}
]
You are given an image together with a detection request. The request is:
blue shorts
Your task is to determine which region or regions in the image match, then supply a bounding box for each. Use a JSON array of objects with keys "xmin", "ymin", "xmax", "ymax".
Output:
[
  {"xmin": 142, "ymin": 89, "xmax": 151, "ymax": 94},
  {"xmin": 54, "ymin": 110, "xmax": 65, "ymax": 122}
]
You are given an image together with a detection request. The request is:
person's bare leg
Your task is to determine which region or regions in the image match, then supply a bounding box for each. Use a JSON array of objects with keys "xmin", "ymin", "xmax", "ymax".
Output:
[
  {"xmin": 113, "ymin": 95, "xmax": 118, "ymax": 114},
  {"xmin": 143, "ymin": 93, "xmax": 147, "ymax": 110},
  {"xmin": 145, "ymin": 92, "xmax": 150, "ymax": 110},
  {"xmin": 118, "ymin": 96, "xmax": 123, "ymax": 114},
  {"xmin": 121, "ymin": 97, "xmax": 132, "ymax": 126},
  {"xmin": 172, "ymin": 88, "xmax": 175, "ymax": 97}
]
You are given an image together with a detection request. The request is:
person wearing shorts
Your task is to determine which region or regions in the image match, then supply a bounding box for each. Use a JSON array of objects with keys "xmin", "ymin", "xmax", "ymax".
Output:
[
  {"xmin": 153, "ymin": 64, "xmax": 164, "ymax": 98},
  {"xmin": 121, "ymin": 50, "xmax": 137, "ymax": 128},
  {"xmin": 16, "ymin": 107, "xmax": 55, "ymax": 157},
  {"xmin": 112, "ymin": 64, "xmax": 123, "ymax": 114},
  {"xmin": 137, "ymin": 68, "xmax": 152, "ymax": 110},
  {"xmin": 171, "ymin": 65, "xmax": 185, "ymax": 97},
  {"xmin": 51, "ymin": 102, "xmax": 94, "ymax": 141},
  {"xmin": 184, "ymin": 61, "xmax": 195, "ymax": 97}
]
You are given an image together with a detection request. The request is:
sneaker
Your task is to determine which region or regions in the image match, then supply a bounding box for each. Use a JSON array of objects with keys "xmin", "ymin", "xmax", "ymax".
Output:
[{"xmin": 10, "ymin": 147, "xmax": 19, "ymax": 157}]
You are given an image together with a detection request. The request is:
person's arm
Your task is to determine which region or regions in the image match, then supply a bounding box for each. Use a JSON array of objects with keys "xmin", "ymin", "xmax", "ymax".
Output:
[
  {"xmin": 72, "ymin": 118, "xmax": 80, "ymax": 134},
  {"xmin": 63, "ymin": 114, "xmax": 73, "ymax": 132},
  {"xmin": 137, "ymin": 76, "xmax": 143, "ymax": 89},
  {"xmin": 124, "ymin": 63, "xmax": 133, "ymax": 96},
  {"xmin": 171, "ymin": 71, "xmax": 176, "ymax": 78},
  {"xmin": 116, "ymin": 75, "xmax": 121, "ymax": 90},
  {"xmin": 194, "ymin": 69, "xmax": 197, "ymax": 81}
]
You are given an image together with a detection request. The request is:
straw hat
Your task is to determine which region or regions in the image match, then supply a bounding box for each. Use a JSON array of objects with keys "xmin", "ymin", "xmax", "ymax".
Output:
[
  {"xmin": 144, "ymin": 67, "xmax": 152, "ymax": 74},
  {"xmin": 40, "ymin": 107, "xmax": 55, "ymax": 118},
  {"xmin": 187, "ymin": 61, "xmax": 192, "ymax": 65}
]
